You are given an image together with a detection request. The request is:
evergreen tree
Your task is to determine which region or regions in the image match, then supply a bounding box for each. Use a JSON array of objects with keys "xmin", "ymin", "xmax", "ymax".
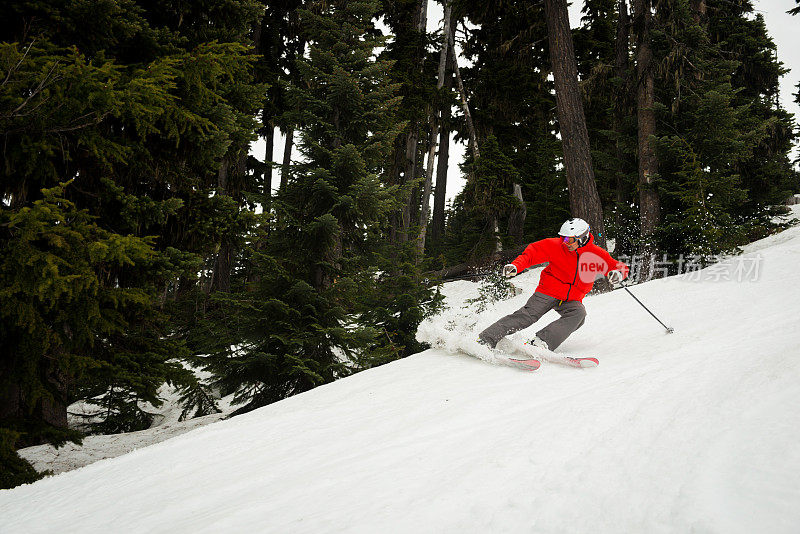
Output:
[
  {"xmin": 443, "ymin": 0, "xmax": 567, "ymax": 263},
  {"xmin": 380, "ymin": 0, "xmax": 438, "ymax": 244},
  {"xmin": 706, "ymin": 0, "xmax": 798, "ymax": 225},
  {"xmin": 194, "ymin": 0, "xmax": 437, "ymax": 414},
  {"xmin": 574, "ymin": 0, "xmax": 639, "ymax": 255},
  {"xmin": 255, "ymin": 0, "xmax": 304, "ymax": 198},
  {"xmin": 0, "ymin": 183, "xmax": 188, "ymax": 466},
  {"xmin": 0, "ymin": 428, "xmax": 42, "ymax": 488},
  {"xmin": 545, "ymin": 0, "xmax": 608, "ymax": 249},
  {"xmin": 652, "ymin": 0, "xmax": 798, "ymax": 258},
  {"xmin": 441, "ymin": 135, "xmax": 525, "ymax": 263},
  {"xmin": 793, "ymin": 1, "xmax": 800, "ymax": 143},
  {"xmin": 1, "ymin": 0, "xmax": 265, "ymax": 483}
]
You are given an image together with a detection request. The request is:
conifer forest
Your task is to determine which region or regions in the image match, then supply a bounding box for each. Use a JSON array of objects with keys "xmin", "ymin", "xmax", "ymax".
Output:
[{"xmin": 2, "ymin": 0, "xmax": 799, "ymax": 487}]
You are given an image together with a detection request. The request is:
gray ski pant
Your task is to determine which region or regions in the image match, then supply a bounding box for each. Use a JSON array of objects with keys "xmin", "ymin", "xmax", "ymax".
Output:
[{"xmin": 478, "ymin": 292, "xmax": 586, "ymax": 350}]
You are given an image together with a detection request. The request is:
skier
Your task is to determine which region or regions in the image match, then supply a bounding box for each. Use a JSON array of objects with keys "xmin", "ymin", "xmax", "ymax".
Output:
[{"xmin": 479, "ymin": 218, "xmax": 629, "ymax": 353}]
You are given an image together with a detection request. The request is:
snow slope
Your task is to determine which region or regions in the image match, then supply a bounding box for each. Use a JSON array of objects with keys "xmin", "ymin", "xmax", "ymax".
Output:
[
  {"xmin": 17, "ymin": 371, "xmax": 238, "ymax": 474},
  {"xmin": 2, "ymin": 208, "xmax": 800, "ymax": 534}
]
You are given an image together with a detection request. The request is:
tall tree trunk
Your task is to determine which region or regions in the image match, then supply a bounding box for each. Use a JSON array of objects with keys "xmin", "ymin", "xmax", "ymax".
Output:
[
  {"xmin": 613, "ymin": 0, "xmax": 631, "ymax": 254},
  {"xmin": 281, "ymin": 127, "xmax": 294, "ymax": 193},
  {"xmin": 417, "ymin": 1, "xmax": 452, "ymax": 259},
  {"xmin": 449, "ymin": 22, "xmax": 501, "ymax": 254},
  {"xmin": 507, "ymin": 183, "xmax": 527, "ymax": 244},
  {"xmin": 431, "ymin": 38, "xmax": 456, "ymax": 245},
  {"xmin": 402, "ymin": 127, "xmax": 418, "ymax": 243},
  {"xmin": 254, "ymin": 11, "xmax": 273, "ymax": 209},
  {"xmin": 450, "ymin": 27, "xmax": 480, "ymax": 161},
  {"xmin": 212, "ymin": 152, "xmax": 245, "ymax": 292},
  {"xmin": 271, "ymin": 127, "xmax": 294, "ymax": 228},
  {"xmin": 634, "ymin": 0, "xmax": 660, "ymax": 280},
  {"xmin": 280, "ymin": 34, "xmax": 304, "ymax": 196},
  {"xmin": 388, "ymin": 135, "xmax": 405, "ymax": 243},
  {"xmin": 38, "ymin": 361, "xmax": 68, "ymax": 433},
  {"xmin": 1, "ymin": 352, "xmax": 70, "ymax": 447},
  {"xmin": 212, "ymin": 160, "xmax": 233, "ymax": 293},
  {"xmin": 393, "ymin": 0, "xmax": 428, "ymax": 244},
  {"xmin": 544, "ymin": 0, "xmax": 607, "ymax": 250},
  {"xmin": 265, "ymin": 123, "xmax": 274, "ymax": 207},
  {"xmin": 431, "ymin": 121, "xmax": 450, "ymax": 244}
]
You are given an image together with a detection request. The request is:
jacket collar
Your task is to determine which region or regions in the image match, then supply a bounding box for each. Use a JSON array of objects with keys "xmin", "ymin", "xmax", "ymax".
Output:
[{"xmin": 578, "ymin": 233, "xmax": 595, "ymax": 249}]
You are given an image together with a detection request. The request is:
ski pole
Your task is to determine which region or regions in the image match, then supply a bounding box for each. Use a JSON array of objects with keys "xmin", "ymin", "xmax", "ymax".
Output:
[{"xmin": 620, "ymin": 283, "xmax": 674, "ymax": 334}]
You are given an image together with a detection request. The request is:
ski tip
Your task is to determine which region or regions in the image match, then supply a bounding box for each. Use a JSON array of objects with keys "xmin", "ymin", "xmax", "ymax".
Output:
[
  {"xmin": 567, "ymin": 357, "xmax": 599, "ymax": 368},
  {"xmin": 509, "ymin": 358, "xmax": 541, "ymax": 371}
]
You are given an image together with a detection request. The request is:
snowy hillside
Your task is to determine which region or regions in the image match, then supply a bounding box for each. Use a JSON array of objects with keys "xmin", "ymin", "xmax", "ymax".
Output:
[
  {"xmin": 16, "ymin": 381, "xmax": 237, "ymax": 475},
  {"xmin": 2, "ymin": 207, "xmax": 800, "ymax": 533}
]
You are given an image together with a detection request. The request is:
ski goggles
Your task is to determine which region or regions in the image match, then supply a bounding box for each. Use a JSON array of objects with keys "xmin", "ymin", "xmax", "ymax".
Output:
[{"xmin": 562, "ymin": 236, "xmax": 578, "ymax": 244}]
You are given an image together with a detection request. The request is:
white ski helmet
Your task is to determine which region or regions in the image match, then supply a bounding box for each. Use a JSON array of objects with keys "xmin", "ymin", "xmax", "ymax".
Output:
[{"xmin": 558, "ymin": 218, "xmax": 590, "ymax": 245}]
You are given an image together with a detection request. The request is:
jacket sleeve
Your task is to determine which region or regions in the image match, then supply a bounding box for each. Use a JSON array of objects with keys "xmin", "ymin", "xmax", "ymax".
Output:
[{"xmin": 511, "ymin": 240, "xmax": 550, "ymax": 272}]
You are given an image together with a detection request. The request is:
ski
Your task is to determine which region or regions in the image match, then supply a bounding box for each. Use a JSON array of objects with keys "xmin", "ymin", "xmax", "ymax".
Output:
[
  {"xmin": 494, "ymin": 338, "xmax": 541, "ymax": 371},
  {"xmin": 433, "ymin": 336, "xmax": 542, "ymax": 372},
  {"xmin": 561, "ymin": 356, "xmax": 599, "ymax": 368},
  {"xmin": 507, "ymin": 357, "xmax": 542, "ymax": 371},
  {"xmin": 507, "ymin": 338, "xmax": 599, "ymax": 369},
  {"xmin": 429, "ymin": 333, "xmax": 542, "ymax": 372}
]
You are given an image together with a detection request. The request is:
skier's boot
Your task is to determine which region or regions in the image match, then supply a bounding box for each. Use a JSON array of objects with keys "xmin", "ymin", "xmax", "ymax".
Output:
[
  {"xmin": 526, "ymin": 336, "xmax": 549, "ymax": 351},
  {"xmin": 526, "ymin": 336, "xmax": 598, "ymax": 368},
  {"xmin": 496, "ymin": 337, "xmax": 541, "ymax": 371},
  {"xmin": 496, "ymin": 337, "xmax": 521, "ymax": 354}
]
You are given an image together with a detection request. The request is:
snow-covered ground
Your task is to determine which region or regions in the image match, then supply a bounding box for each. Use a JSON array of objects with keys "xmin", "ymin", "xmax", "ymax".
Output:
[
  {"xmin": 2, "ymin": 207, "xmax": 800, "ymax": 533},
  {"xmin": 18, "ymin": 382, "xmax": 236, "ymax": 475}
]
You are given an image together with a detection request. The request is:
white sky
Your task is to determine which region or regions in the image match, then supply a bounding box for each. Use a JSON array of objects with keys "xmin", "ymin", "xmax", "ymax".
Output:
[{"xmin": 252, "ymin": 1, "xmax": 799, "ymax": 204}]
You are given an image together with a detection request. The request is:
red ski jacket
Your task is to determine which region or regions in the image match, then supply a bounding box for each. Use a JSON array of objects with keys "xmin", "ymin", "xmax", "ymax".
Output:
[{"xmin": 511, "ymin": 234, "xmax": 629, "ymax": 302}]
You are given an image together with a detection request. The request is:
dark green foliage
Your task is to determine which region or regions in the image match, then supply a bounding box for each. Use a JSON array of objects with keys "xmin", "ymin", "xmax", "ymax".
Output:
[
  {"xmin": 438, "ymin": 0, "xmax": 570, "ymax": 261},
  {"xmin": 466, "ymin": 268, "xmax": 519, "ymax": 313},
  {"xmin": 0, "ymin": 429, "xmax": 44, "ymax": 489},
  {"xmin": 354, "ymin": 249, "xmax": 445, "ymax": 365},
  {"xmin": 192, "ymin": 253, "xmax": 357, "ymax": 413},
  {"xmin": 187, "ymin": 0, "xmax": 436, "ymax": 414},
  {"xmin": 793, "ymin": 3, "xmax": 800, "ymax": 166},
  {"xmin": 441, "ymin": 135, "xmax": 538, "ymax": 263},
  {"xmin": 172, "ymin": 361, "xmax": 222, "ymax": 422},
  {"xmin": 566, "ymin": 0, "xmax": 799, "ymax": 258},
  {"xmin": 378, "ymin": 0, "xmax": 443, "ymax": 246},
  {"xmin": 516, "ymin": 137, "xmax": 573, "ymax": 242},
  {"xmin": 0, "ymin": 183, "xmax": 194, "ymax": 440},
  {"xmin": 1, "ymin": 0, "xmax": 263, "ymax": 464},
  {"xmin": 573, "ymin": 0, "xmax": 639, "ymax": 254},
  {"xmin": 470, "ymin": 136, "xmax": 522, "ymax": 215},
  {"xmin": 380, "ymin": 0, "xmax": 438, "ymax": 125},
  {"xmin": 651, "ymin": 0, "xmax": 799, "ymax": 258}
]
